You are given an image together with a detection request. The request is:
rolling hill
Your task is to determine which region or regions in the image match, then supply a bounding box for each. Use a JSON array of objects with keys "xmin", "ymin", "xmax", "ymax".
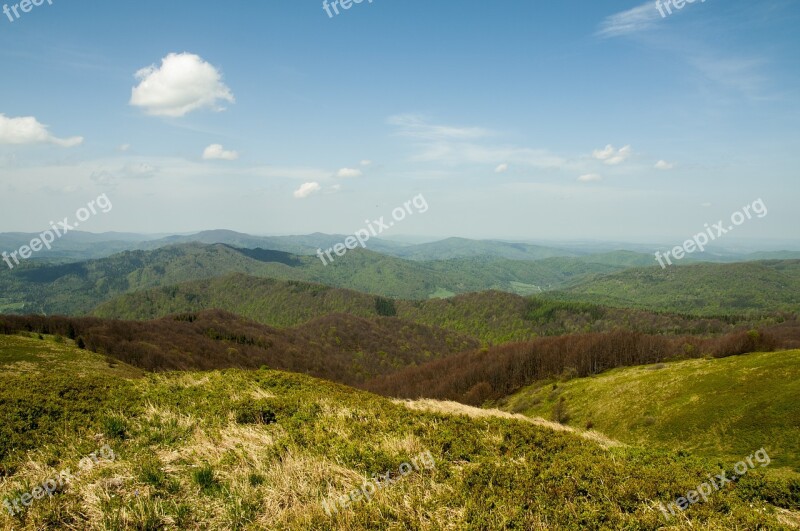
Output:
[
  {"xmin": 0, "ymin": 243, "xmax": 626, "ymax": 315},
  {"xmin": 0, "ymin": 334, "xmax": 796, "ymax": 529},
  {"xmin": 500, "ymin": 349, "xmax": 800, "ymax": 472},
  {"xmin": 362, "ymin": 323, "xmax": 799, "ymax": 406},
  {"xmin": 545, "ymin": 259, "xmax": 800, "ymax": 316},
  {"xmin": 0, "ymin": 310, "xmax": 478, "ymax": 385},
  {"xmin": 91, "ymin": 274, "xmax": 763, "ymax": 345}
]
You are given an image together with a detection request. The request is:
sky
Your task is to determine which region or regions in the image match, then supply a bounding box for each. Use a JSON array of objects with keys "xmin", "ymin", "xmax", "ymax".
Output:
[{"xmin": 1, "ymin": 0, "xmax": 799, "ymax": 245}]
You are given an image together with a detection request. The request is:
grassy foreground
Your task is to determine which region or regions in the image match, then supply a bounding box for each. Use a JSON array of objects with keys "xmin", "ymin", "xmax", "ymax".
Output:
[
  {"xmin": 1, "ymin": 335, "xmax": 798, "ymax": 529},
  {"xmin": 502, "ymin": 350, "xmax": 800, "ymax": 473}
]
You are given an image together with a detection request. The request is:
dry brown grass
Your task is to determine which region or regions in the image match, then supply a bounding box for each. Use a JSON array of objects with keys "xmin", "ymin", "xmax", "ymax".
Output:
[{"xmin": 394, "ymin": 398, "xmax": 623, "ymax": 448}]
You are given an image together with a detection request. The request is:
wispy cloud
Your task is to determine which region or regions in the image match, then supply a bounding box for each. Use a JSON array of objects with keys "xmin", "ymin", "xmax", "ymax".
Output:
[
  {"xmin": 596, "ymin": 2, "xmax": 661, "ymax": 39},
  {"xmin": 689, "ymin": 56, "xmax": 771, "ymax": 100},
  {"xmin": 389, "ymin": 114, "xmax": 567, "ymax": 169},
  {"xmin": 388, "ymin": 114, "xmax": 492, "ymax": 141}
]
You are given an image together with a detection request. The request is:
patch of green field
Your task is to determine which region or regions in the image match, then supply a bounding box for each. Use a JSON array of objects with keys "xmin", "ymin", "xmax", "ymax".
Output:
[
  {"xmin": 509, "ymin": 281, "xmax": 542, "ymax": 295},
  {"xmin": 0, "ymin": 300, "xmax": 25, "ymax": 312},
  {"xmin": 502, "ymin": 350, "xmax": 800, "ymax": 472},
  {"xmin": 427, "ymin": 287, "xmax": 455, "ymax": 299}
]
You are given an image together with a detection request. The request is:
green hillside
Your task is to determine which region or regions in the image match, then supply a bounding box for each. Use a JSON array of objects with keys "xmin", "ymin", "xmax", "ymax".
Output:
[
  {"xmin": 386, "ymin": 236, "xmax": 577, "ymax": 261},
  {"xmin": 92, "ymin": 275, "xmax": 756, "ymax": 345},
  {"xmin": 546, "ymin": 260, "xmax": 800, "ymax": 316},
  {"xmin": 0, "ymin": 335, "xmax": 797, "ymax": 529},
  {"xmin": 1, "ymin": 310, "xmax": 478, "ymax": 386},
  {"xmin": 92, "ymin": 274, "xmax": 382, "ymax": 327},
  {"xmin": 8, "ymin": 241, "xmax": 799, "ymax": 320},
  {"xmin": 501, "ymin": 350, "xmax": 800, "ymax": 471},
  {"xmin": 0, "ymin": 243, "xmax": 303, "ymax": 315},
  {"xmin": 0, "ymin": 243, "xmax": 624, "ymax": 315}
]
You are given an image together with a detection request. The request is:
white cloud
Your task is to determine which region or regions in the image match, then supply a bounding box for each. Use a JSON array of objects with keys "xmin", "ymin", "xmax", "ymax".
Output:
[
  {"xmin": 494, "ymin": 163, "xmax": 509, "ymax": 173},
  {"xmin": 0, "ymin": 114, "xmax": 83, "ymax": 147},
  {"xmin": 701, "ymin": 202, "xmax": 712, "ymax": 207},
  {"xmin": 120, "ymin": 162, "xmax": 157, "ymax": 179},
  {"xmin": 578, "ymin": 173, "xmax": 602, "ymax": 183},
  {"xmin": 293, "ymin": 182, "xmax": 321, "ymax": 199},
  {"xmin": 655, "ymin": 160, "xmax": 674, "ymax": 170},
  {"xmin": 690, "ymin": 56, "xmax": 770, "ymax": 100},
  {"xmin": 360, "ymin": 160, "xmax": 372, "ymax": 166},
  {"xmin": 388, "ymin": 115, "xmax": 566, "ymax": 170},
  {"xmin": 388, "ymin": 114, "xmax": 493, "ymax": 141},
  {"xmin": 593, "ymin": 144, "xmax": 632, "ymax": 165},
  {"xmin": 202, "ymin": 144, "xmax": 239, "ymax": 161},
  {"xmin": 130, "ymin": 52, "xmax": 235, "ymax": 117},
  {"xmin": 119, "ymin": 144, "xmax": 131, "ymax": 152},
  {"xmin": 336, "ymin": 167, "xmax": 362, "ymax": 178},
  {"xmin": 596, "ymin": 2, "xmax": 661, "ymax": 39}
]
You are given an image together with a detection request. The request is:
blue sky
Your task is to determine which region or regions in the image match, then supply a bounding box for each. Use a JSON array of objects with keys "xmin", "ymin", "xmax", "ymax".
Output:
[{"xmin": 1, "ymin": 0, "xmax": 798, "ymax": 245}]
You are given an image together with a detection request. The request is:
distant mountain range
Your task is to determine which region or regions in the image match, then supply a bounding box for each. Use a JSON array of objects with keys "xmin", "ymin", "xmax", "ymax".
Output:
[{"xmin": 3, "ymin": 229, "xmax": 800, "ymax": 264}]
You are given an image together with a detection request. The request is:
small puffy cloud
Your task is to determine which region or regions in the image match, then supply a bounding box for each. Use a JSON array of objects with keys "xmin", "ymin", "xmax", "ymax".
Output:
[
  {"xmin": 0, "ymin": 114, "xmax": 83, "ymax": 147},
  {"xmin": 655, "ymin": 160, "xmax": 674, "ymax": 170},
  {"xmin": 130, "ymin": 52, "xmax": 235, "ymax": 117},
  {"xmin": 701, "ymin": 202, "xmax": 712, "ymax": 207},
  {"xmin": 336, "ymin": 167, "xmax": 362, "ymax": 178},
  {"xmin": 593, "ymin": 144, "xmax": 632, "ymax": 165},
  {"xmin": 120, "ymin": 162, "xmax": 157, "ymax": 179},
  {"xmin": 119, "ymin": 144, "xmax": 131, "ymax": 152},
  {"xmin": 90, "ymin": 170, "xmax": 115, "ymax": 186},
  {"xmin": 360, "ymin": 160, "xmax": 372, "ymax": 166},
  {"xmin": 578, "ymin": 173, "xmax": 602, "ymax": 183},
  {"xmin": 293, "ymin": 182, "xmax": 321, "ymax": 199},
  {"xmin": 202, "ymin": 144, "xmax": 239, "ymax": 161},
  {"xmin": 89, "ymin": 161, "xmax": 157, "ymax": 186},
  {"xmin": 495, "ymin": 163, "xmax": 509, "ymax": 173}
]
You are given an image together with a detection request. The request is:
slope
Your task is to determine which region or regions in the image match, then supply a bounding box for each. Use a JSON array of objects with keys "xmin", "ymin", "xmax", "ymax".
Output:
[
  {"xmin": 500, "ymin": 349, "xmax": 800, "ymax": 471},
  {"xmin": 0, "ymin": 335, "xmax": 796, "ymax": 529},
  {"xmin": 0, "ymin": 310, "xmax": 478, "ymax": 385},
  {"xmin": 92, "ymin": 274, "xmax": 759, "ymax": 345},
  {"xmin": 0, "ymin": 243, "xmax": 621, "ymax": 314},
  {"xmin": 546, "ymin": 259, "xmax": 800, "ymax": 316}
]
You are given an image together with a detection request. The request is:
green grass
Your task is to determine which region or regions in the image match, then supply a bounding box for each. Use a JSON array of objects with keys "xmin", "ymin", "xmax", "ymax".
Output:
[
  {"xmin": 0, "ymin": 333, "xmax": 142, "ymax": 379},
  {"xmin": 501, "ymin": 350, "xmax": 800, "ymax": 472},
  {"xmin": 0, "ymin": 334, "xmax": 798, "ymax": 528}
]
